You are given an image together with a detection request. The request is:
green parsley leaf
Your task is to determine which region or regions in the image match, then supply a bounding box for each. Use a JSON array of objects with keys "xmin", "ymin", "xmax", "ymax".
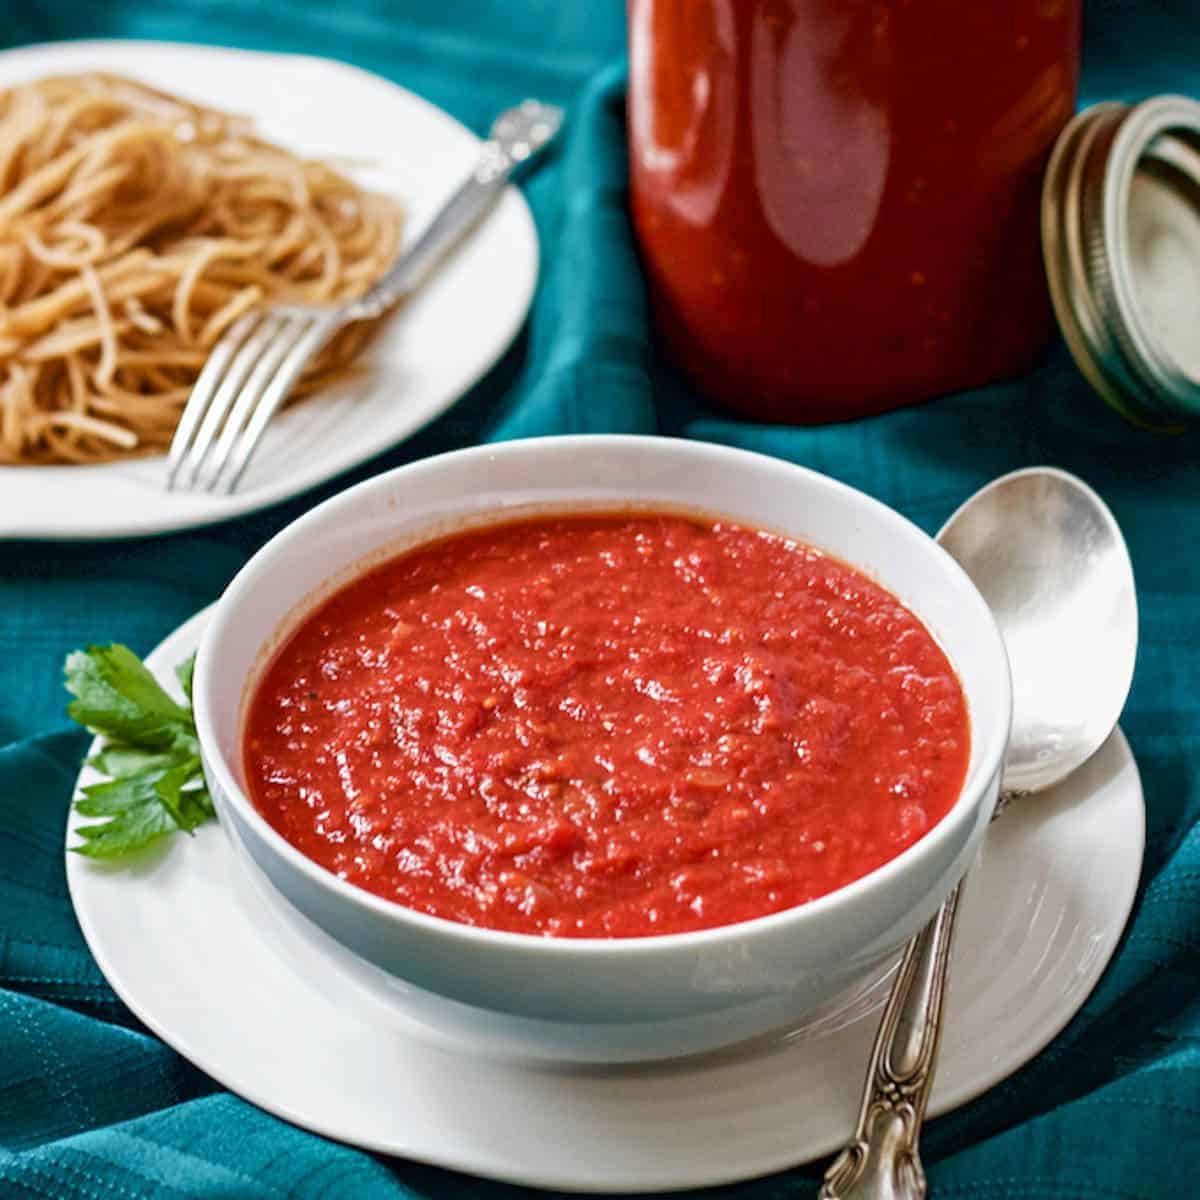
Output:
[
  {"xmin": 65, "ymin": 643, "xmax": 216, "ymax": 861},
  {"xmin": 73, "ymin": 768, "xmax": 180, "ymax": 857},
  {"xmin": 175, "ymin": 653, "xmax": 196, "ymax": 702},
  {"xmin": 76, "ymin": 768, "xmax": 172, "ymax": 816},
  {"xmin": 73, "ymin": 797, "xmax": 178, "ymax": 858},
  {"xmin": 87, "ymin": 744, "xmax": 178, "ymax": 779},
  {"xmin": 65, "ymin": 644, "xmax": 192, "ymax": 748},
  {"xmin": 153, "ymin": 759, "xmax": 214, "ymax": 832}
]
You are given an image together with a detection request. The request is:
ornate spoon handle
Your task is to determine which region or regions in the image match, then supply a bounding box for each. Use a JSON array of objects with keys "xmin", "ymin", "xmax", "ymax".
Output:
[
  {"xmin": 821, "ymin": 789, "xmax": 1016, "ymax": 1199},
  {"xmin": 819, "ymin": 880, "xmax": 963, "ymax": 1200}
]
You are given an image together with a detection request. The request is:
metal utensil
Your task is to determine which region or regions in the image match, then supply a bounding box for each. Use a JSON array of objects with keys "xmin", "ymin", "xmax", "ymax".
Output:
[
  {"xmin": 821, "ymin": 466, "xmax": 1138, "ymax": 1200},
  {"xmin": 165, "ymin": 99, "xmax": 564, "ymax": 495}
]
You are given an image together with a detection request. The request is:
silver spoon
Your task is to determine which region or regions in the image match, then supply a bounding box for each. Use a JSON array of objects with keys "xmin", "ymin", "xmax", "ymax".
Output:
[{"xmin": 821, "ymin": 466, "xmax": 1138, "ymax": 1200}]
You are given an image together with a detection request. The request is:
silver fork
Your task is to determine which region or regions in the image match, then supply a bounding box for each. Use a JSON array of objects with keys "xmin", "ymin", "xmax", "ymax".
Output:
[{"xmin": 165, "ymin": 99, "xmax": 564, "ymax": 495}]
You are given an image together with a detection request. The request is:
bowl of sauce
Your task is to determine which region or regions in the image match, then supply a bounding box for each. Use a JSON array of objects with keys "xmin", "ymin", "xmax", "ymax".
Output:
[
  {"xmin": 627, "ymin": 0, "xmax": 1081, "ymax": 422},
  {"xmin": 195, "ymin": 436, "xmax": 1010, "ymax": 1062},
  {"xmin": 245, "ymin": 513, "xmax": 970, "ymax": 939}
]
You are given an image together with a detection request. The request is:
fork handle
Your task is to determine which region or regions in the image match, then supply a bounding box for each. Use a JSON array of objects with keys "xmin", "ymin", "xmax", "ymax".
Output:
[
  {"xmin": 348, "ymin": 101, "xmax": 560, "ymax": 321},
  {"xmin": 348, "ymin": 152, "xmax": 509, "ymax": 319}
]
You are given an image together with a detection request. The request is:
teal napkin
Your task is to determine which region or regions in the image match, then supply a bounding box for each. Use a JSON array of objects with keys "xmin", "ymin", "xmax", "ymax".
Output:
[{"xmin": 3, "ymin": 2, "xmax": 1200, "ymax": 1196}]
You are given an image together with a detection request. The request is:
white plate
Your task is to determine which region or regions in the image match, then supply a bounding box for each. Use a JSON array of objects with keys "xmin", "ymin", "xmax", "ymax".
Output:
[
  {"xmin": 0, "ymin": 41, "xmax": 538, "ymax": 541},
  {"xmin": 67, "ymin": 609, "xmax": 1144, "ymax": 1193}
]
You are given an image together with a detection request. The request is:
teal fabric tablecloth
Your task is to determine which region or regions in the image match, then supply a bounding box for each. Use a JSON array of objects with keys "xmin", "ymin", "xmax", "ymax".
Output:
[{"xmin": 3, "ymin": 2, "xmax": 1200, "ymax": 1196}]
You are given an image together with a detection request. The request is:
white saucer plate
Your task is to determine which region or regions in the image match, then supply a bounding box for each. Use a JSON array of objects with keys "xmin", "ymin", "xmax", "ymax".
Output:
[
  {"xmin": 0, "ymin": 41, "xmax": 538, "ymax": 541},
  {"xmin": 67, "ymin": 609, "xmax": 1144, "ymax": 1193}
]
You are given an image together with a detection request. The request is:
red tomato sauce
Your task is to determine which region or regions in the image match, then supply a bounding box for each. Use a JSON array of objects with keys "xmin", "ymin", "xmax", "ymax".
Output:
[
  {"xmin": 244, "ymin": 514, "xmax": 970, "ymax": 937},
  {"xmin": 627, "ymin": 0, "xmax": 1081, "ymax": 422}
]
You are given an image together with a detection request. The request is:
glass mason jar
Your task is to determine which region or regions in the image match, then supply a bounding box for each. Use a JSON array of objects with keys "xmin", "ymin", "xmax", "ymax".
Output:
[{"xmin": 627, "ymin": 0, "xmax": 1082, "ymax": 423}]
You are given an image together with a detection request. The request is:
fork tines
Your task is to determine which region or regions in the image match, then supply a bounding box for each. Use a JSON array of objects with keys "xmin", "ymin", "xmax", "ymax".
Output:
[{"xmin": 166, "ymin": 308, "xmax": 337, "ymax": 494}]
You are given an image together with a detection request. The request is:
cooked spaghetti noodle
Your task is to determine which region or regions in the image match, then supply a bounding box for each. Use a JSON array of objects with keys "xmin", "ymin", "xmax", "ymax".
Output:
[{"xmin": 0, "ymin": 73, "xmax": 404, "ymax": 465}]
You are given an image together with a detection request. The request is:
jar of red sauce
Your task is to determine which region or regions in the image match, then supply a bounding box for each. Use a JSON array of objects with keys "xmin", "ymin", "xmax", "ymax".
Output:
[{"xmin": 627, "ymin": 1, "xmax": 1082, "ymax": 423}]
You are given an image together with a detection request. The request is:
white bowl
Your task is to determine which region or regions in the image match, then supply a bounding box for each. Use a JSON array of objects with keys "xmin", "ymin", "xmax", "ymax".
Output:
[{"xmin": 194, "ymin": 435, "xmax": 1011, "ymax": 1063}]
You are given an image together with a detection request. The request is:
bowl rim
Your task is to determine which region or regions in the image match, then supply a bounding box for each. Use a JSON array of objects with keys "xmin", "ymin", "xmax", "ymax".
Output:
[{"xmin": 195, "ymin": 433, "xmax": 1012, "ymax": 957}]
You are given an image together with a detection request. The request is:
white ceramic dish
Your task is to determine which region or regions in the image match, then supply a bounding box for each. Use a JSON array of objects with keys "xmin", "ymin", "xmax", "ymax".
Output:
[
  {"xmin": 193, "ymin": 435, "xmax": 1012, "ymax": 1063},
  {"xmin": 0, "ymin": 40, "xmax": 538, "ymax": 540},
  {"xmin": 66, "ymin": 607, "xmax": 1144, "ymax": 1192}
]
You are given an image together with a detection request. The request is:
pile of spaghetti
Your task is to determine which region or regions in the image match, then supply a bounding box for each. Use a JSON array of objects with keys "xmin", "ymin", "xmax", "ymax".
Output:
[{"xmin": 0, "ymin": 73, "xmax": 404, "ymax": 465}]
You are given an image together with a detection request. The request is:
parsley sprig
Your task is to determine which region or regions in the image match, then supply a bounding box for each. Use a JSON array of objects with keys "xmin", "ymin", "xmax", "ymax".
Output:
[{"xmin": 64, "ymin": 644, "xmax": 215, "ymax": 859}]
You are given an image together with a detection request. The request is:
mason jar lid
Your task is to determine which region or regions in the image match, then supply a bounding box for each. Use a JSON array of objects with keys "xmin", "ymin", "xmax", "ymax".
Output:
[{"xmin": 1043, "ymin": 95, "xmax": 1200, "ymax": 429}]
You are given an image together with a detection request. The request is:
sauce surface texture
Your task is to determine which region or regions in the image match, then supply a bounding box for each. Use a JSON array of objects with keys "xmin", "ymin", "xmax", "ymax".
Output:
[{"xmin": 244, "ymin": 514, "xmax": 970, "ymax": 937}]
